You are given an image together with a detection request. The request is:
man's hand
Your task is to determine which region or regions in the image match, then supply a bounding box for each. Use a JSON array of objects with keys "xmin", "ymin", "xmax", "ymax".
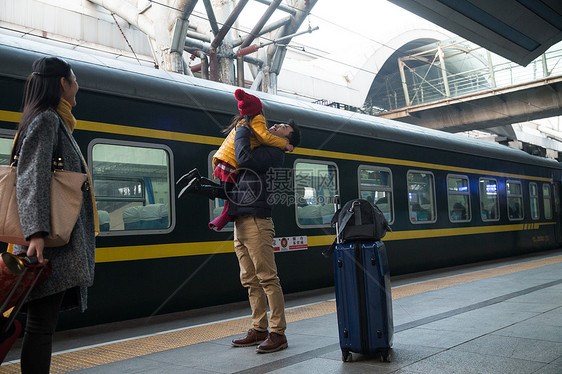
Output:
[{"xmin": 286, "ymin": 143, "xmax": 294, "ymax": 152}]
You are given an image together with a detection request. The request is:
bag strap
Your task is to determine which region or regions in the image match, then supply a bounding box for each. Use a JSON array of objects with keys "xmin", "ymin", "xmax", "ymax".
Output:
[
  {"xmin": 330, "ymin": 207, "xmax": 341, "ymax": 227},
  {"xmin": 51, "ymin": 118, "xmax": 65, "ymax": 170},
  {"xmin": 337, "ymin": 200, "xmax": 360, "ymax": 238},
  {"xmin": 321, "ymin": 238, "xmax": 337, "ymax": 258},
  {"xmin": 11, "ymin": 112, "xmax": 65, "ymax": 170}
]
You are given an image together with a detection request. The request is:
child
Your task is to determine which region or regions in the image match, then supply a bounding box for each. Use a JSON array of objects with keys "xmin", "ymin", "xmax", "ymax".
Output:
[{"xmin": 177, "ymin": 89, "xmax": 293, "ymax": 231}]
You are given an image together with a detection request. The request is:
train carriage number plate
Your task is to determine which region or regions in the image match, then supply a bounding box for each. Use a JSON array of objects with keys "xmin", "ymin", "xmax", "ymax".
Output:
[{"xmin": 273, "ymin": 236, "xmax": 308, "ymax": 252}]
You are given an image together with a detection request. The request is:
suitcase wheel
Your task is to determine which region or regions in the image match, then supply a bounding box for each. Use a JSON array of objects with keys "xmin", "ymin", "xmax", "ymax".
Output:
[
  {"xmin": 341, "ymin": 348, "xmax": 352, "ymax": 362},
  {"xmin": 379, "ymin": 349, "xmax": 391, "ymax": 362}
]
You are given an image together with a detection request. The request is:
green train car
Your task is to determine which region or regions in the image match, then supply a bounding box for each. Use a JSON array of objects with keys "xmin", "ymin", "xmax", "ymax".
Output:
[{"xmin": 1, "ymin": 36, "xmax": 560, "ymax": 329}]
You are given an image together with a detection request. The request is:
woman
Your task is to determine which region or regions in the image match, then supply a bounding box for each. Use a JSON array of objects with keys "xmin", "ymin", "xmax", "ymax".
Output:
[{"xmin": 11, "ymin": 57, "xmax": 97, "ymax": 373}]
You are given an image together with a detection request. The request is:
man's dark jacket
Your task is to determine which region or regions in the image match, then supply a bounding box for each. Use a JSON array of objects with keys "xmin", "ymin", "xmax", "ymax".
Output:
[{"xmin": 227, "ymin": 126, "xmax": 285, "ymax": 218}]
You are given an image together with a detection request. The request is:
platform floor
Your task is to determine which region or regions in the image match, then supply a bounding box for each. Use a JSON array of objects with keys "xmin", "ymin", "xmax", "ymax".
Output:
[{"xmin": 2, "ymin": 249, "xmax": 562, "ymax": 373}]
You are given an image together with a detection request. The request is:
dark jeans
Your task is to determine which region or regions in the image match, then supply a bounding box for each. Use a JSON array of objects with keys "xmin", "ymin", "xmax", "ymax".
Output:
[{"xmin": 20, "ymin": 291, "xmax": 65, "ymax": 374}]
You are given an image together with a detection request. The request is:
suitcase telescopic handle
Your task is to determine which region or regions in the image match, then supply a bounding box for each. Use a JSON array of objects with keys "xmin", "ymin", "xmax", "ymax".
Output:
[
  {"xmin": 334, "ymin": 195, "xmax": 341, "ymax": 243},
  {"xmin": 23, "ymin": 256, "xmax": 39, "ymax": 265},
  {"xmin": 1, "ymin": 257, "xmax": 47, "ymax": 335}
]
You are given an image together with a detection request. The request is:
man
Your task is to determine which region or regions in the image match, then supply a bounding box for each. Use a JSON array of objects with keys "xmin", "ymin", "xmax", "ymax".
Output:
[{"xmin": 229, "ymin": 120, "xmax": 301, "ymax": 353}]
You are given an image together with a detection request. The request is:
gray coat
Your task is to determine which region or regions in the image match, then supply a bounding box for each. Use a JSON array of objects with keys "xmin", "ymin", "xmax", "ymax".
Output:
[{"xmin": 13, "ymin": 109, "xmax": 96, "ymax": 312}]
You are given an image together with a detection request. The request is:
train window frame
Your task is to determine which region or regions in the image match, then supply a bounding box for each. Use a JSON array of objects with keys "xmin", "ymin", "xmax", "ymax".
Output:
[
  {"xmin": 207, "ymin": 150, "xmax": 233, "ymax": 232},
  {"xmin": 479, "ymin": 177, "xmax": 500, "ymax": 222},
  {"xmin": 506, "ymin": 180, "xmax": 524, "ymax": 221},
  {"xmin": 529, "ymin": 182, "xmax": 540, "ymax": 220},
  {"xmin": 358, "ymin": 165, "xmax": 394, "ymax": 224},
  {"xmin": 293, "ymin": 159, "xmax": 340, "ymax": 229},
  {"xmin": 88, "ymin": 139, "xmax": 175, "ymax": 236},
  {"xmin": 446, "ymin": 174, "xmax": 471, "ymax": 223},
  {"xmin": 543, "ymin": 183, "xmax": 553, "ymax": 219},
  {"xmin": 406, "ymin": 170, "xmax": 437, "ymax": 224}
]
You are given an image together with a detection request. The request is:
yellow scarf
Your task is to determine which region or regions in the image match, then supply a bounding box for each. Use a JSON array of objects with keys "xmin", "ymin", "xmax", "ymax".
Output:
[
  {"xmin": 56, "ymin": 99, "xmax": 100, "ymax": 237},
  {"xmin": 56, "ymin": 98, "xmax": 76, "ymax": 133}
]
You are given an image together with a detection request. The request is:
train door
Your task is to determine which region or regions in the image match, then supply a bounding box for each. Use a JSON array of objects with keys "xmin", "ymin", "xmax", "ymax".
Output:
[{"xmin": 554, "ymin": 182, "xmax": 562, "ymax": 245}]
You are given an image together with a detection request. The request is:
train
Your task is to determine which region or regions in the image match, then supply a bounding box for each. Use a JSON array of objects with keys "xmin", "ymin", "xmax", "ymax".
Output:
[{"xmin": 0, "ymin": 35, "xmax": 560, "ymax": 330}]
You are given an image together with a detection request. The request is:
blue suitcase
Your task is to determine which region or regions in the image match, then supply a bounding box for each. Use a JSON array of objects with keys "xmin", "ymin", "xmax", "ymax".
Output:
[{"xmin": 334, "ymin": 241, "xmax": 393, "ymax": 362}]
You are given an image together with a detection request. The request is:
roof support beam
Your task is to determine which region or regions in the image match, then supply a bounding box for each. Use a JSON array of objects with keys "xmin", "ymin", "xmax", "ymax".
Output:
[
  {"xmin": 89, "ymin": 0, "xmax": 198, "ymax": 74},
  {"xmin": 202, "ymin": 0, "xmax": 220, "ymax": 36},
  {"xmin": 211, "ymin": 0, "xmax": 248, "ymax": 49},
  {"xmin": 239, "ymin": 0, "xmax": 281, "ymax": 50},
  {"xmin": 267, "ymin": 0, "xmax": 317, "ymax": 75},
  {"xmin": 88, "ymin": 0, "xmax": 155, "ymax": 38},
  {"xmin": 253, "ymin": 0, "xmax": 297, "ymax": 15}
]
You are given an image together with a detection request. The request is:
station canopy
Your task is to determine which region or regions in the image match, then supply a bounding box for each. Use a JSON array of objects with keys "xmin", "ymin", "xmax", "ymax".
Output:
[{"xmin": 388, "ymin": 0, "xmax": 562, "ymax": 66}]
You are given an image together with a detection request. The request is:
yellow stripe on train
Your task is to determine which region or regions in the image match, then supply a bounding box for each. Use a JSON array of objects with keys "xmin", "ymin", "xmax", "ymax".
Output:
[{"xmin": 95, "ymin": 222, "xmax": 556, "ymax": 263}]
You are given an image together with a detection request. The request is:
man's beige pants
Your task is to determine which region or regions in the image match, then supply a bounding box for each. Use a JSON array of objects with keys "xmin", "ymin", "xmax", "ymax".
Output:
[{"xmin": 234, "ymin": 216, "xmax": 287, "ymax": 335}]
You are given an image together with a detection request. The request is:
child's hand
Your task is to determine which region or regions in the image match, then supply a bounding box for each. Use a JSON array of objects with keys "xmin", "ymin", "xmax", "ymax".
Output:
[{"xmin": 286, "ymin": 143, "xmax": 294, "ymax": 152}]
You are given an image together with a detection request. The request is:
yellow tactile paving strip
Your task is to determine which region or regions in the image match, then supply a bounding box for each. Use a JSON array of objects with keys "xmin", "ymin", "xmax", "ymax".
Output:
[
  {"xmin": 391, "ymin": 255, "xmax": 562, "ymax": 298},
  {"xmin": 1, "ymin": 255, "xmax": 561, "ymax": 373}
]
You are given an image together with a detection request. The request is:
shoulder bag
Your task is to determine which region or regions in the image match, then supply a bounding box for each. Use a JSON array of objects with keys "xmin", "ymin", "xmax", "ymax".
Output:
[{"xmin": 322, "ymin": 198, "xmax": 392, "ymax": 257}]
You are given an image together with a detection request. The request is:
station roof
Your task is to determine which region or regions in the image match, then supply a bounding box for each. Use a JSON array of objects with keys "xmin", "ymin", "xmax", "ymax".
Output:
[{"xmin": 388, "ymin": 0, "xmax": 562, "ymax": 66}]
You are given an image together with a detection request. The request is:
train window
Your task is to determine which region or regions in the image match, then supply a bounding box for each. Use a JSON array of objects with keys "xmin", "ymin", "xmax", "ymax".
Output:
[
  {"xmin": 90, "ymin": 141, "xmax": 173, "ymax": 233},
  {"xmin": 543, "ymin": 184, "xmax": 553, "ymax": 219},
  {"xmin": 208, "ymin": 151, "xmax": 233, "ymax": 231},
  {"xmin": 407, "ymin": 171, "xmax": 436, "ymax": 224},
  {"xmin": 529, "ymin": 183, "xmax": 540, "ymax": 220},
  {"xmin": 479, "ymin": 178, "xmax": 499, "ymax": 221},
  {"xmin": 358, "ymin": 166, "xmax": 394, "ymax": 223},
  {"xmin": 294, "ymin": 160, "xmax": 339, "ymax": 227},
  {"xmin": 0, "ymin": 137, "xmax": 12, "ymax": 165},
  {"xmin": 447, "ymin": 175, "xmax": 471, "ymax": 222},
  {"xmin": 507, "ymin": 180, "xmax": 524, "ymax": 220}
]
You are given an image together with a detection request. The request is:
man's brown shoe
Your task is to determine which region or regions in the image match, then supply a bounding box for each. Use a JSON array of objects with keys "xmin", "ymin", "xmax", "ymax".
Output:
[
  {"xmin": 256, "ymin": 332, "xmax": 288, "ymax": 353},
  {"xmin": 232, "ymin": 329, "xmax": 268, "ymax": 347}
]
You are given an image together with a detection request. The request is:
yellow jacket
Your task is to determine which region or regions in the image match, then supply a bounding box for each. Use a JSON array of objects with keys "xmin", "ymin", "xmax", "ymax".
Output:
[{"xmin": 213, "ymin": 115, "xmax": 287, "ymax": 169}]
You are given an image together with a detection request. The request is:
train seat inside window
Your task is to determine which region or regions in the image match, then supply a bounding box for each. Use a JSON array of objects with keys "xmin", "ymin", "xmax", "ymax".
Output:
[
  {"xmin": 122, "ymin": 204, "xmax": 169, "ymax": 230},
  {"xmin": 410, "ymin": 203, "xmax": 430, "ymax": 221},
  {"xmin": 123, "ymin": 206, "xmax": 143, "ymax": 230},
  {"xmin": 378, "ymin": 204, "xmax": 390, "ymax": 220},
  {"xmin": 140, "ymin": 203, "xmax": 169, "ymax": 229},
  {"xmin": 375, "ymin": 199, "xmax": 391, "ymax": 221},
  {"xmin": 450, "ymin": 202, "xmax": 467, "ymax": 221},
  {"xmin": 98, "ymin": 210, "xmax": 110, "ymax": 231},
  {"xmin": 297, "ymin": 204, "xmax": 335, "ymax": 225},
  {"xmin": 297, "ymin": 205, "xmax": 322, "ymax": 225},
  {"xmin": 508, "ymin": 201, "xmax": 523, "ymax": 219},
  {"xmin": 481, "ymin": 206, "xmax": 497, "ymax": 220}
]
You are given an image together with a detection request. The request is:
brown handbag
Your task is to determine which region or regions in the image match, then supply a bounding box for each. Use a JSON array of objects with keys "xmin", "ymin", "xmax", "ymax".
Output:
[{"xmin": 0, "ymin": 121, "xmax": 87, "ymax": 247}]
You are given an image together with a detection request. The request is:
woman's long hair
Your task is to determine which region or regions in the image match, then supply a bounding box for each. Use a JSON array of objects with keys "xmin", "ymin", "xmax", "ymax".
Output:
[
  {"xmin": 13, "ymin": 57, "xmax": 72, "ymax": 160},
  {"xmin": 222, "ymin": 111, "xmax": 263, "ymax": 135}
]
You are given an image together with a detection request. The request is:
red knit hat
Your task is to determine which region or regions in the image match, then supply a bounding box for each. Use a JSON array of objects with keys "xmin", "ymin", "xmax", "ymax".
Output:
[{"xmin": 235, "ymin": 89, "xmax": 263, "ymax": 116}]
